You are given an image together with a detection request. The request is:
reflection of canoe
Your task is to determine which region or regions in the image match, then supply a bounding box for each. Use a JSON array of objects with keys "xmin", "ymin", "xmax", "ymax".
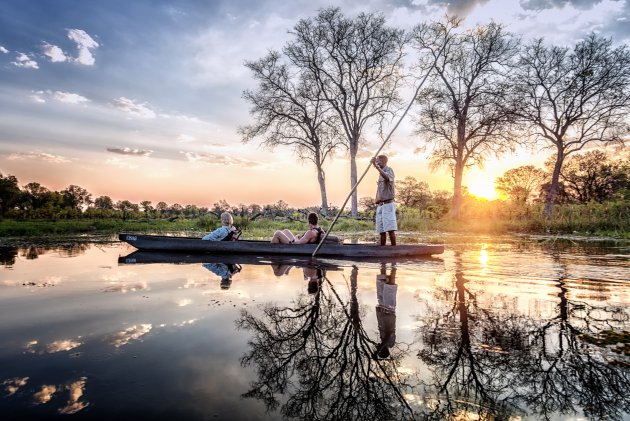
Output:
[
  {"xmin": 119, "ymin": 233, "xmax": 444, "ymax": 258},
  {"xmin": 118, "ymin": 251, "xmax": 342, "ymax": 270}
]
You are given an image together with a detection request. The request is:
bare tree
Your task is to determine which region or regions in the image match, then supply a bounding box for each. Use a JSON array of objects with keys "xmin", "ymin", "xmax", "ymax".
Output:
[
  {"xmin": 411, "ymin": 18, "xmax": 520, "ymax": 219},
  {"xmin": 240, "ymin": 51, "xmax": 341, "ymax": 216},
  {"xmin": 285, "ymin": 7, "xmax": 407, "ymax": 216},
  {"xmin": 514, "ymin": 34, "xmax": 630, "ymax": 218}
]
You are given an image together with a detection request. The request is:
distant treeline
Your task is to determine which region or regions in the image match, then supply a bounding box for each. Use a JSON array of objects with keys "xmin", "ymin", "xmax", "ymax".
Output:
[{"xmin": 1, "ymin": 148, "xmax": 628, "ymax": 227}]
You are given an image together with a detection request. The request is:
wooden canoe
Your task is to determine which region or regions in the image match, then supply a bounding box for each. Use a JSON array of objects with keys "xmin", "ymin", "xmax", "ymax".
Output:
[{"xmin": 119, "ymin": 233, "xmax": 444, "ymax": 258}]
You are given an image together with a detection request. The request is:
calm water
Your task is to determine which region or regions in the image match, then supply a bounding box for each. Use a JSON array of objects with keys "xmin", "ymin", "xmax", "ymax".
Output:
[{"xmin": 1, "ymin": 236, "xmax": 629, "ymax": 420}]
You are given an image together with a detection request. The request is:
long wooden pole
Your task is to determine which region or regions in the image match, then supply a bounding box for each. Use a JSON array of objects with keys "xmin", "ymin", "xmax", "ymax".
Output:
[{"xmin": 312, "ymin": 64, "xmax": 438, "ymax": 257}]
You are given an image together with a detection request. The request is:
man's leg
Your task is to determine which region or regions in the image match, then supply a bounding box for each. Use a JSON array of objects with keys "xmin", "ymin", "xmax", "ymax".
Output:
[
  {"xmin": 388, "ymin": 231, "xmax": 396, "ymax": 246},
  {"xmin": 380, "ymin": 232, "xmax": 387, "ymax": 246}
]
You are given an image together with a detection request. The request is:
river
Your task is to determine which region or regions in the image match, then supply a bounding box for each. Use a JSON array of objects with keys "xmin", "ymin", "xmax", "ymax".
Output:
[{"xmin": 1, "ymin": 235, "xmax": 629, "ymax": 420}]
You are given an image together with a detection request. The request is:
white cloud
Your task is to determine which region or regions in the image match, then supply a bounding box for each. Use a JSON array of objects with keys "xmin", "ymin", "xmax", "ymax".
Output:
[
  {"xmin": 176, "ymin": 134, "xmax": 196, "ymax": 143},
  {"xmin": 3, "ymin": 377, "xmax": 29, "ymax": 396},
  {"xmin": 108, "ymin": 324, "xmax": 152, "ymax": 347},
  {"xmin": 33, "ymin": 384, "xmax": 57, "ymax": 404},
  {"xmin": 0, "ymin": 45, "xmax": 8, "ymax": 53},
  {"xmin": 111, "ymin": 97, "xmax": 157, "ymax": 119},
  {"xmin": 105, "ymin": 157, "xmax": 140, "ymax": 169},
  {"xmin": 6, "ymin": 152, "xmax": 71, "ymax": 163},
  {"xmin": 42, "ymin": 43, "xmax": 68, "ymax": 62},
  {"xmin": 106, "ymin": 147, "xmax": 153, "ymax": 157},
  {"xmin": 58, "ymin": 378, "xmax": 89, "ymax": 415},
  {"xmin": 11, "ymin": 52, "xmax": 38, "ymax": 69},
  {"xmin": 53, "ymin": 91, "xmax": 90, "ymax": 104},
  {"xmin": 30, "ymin": 91, "xmax": 46, "ymax": 103},
  {"xmin": 181, "ymin": 151, "xmax": 260, "ymax": 167},
  {"xmin": 67, "ymin": 29, "xmax": 99, "ymax": 65}
]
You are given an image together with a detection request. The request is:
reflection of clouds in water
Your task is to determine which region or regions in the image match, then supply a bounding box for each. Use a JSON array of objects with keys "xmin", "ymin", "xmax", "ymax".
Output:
[
  {"xmin": 108, "ymin": 324, "xmax": 152, "ymax": 347},
  {"xmin": 175, "ymin": 298, "xmax": 192, "ymax": 307},
  {"xmin": 58, "ymin": 377, "xmax": 89, "ymax": 414},
  {"xmin": 182, "ymin": 276, "xmax": 210, "ymax": 289},
  {"xmin": 24, "ymin": 338, "xmax": 82, "ymax": 354},
  {"xmin": 33, "ymin": 384, "xmax": 57, "ymax": 404},
  {"xmin": 174, "ymin": 319, "xmax": 197, "ymax": 327},
  {"xmin": 3, "ymin": 377, "xmax": 29, "ymax": 396},
  {"xmin": 103, "ymin": 281, "xmax": 148, "ymax": 293},
  {"xmin": 46, "ymin": 339, "xmax": 82, "ymax": 353}
]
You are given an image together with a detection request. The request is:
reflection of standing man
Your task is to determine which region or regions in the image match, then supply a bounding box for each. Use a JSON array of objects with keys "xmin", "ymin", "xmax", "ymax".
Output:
[
  {"xmin": 303, "ymin": 266, "xmax": 324, "ymax": 294},
  {"xmin": 371, "ymin": 155, "xmax": 397, "ymax": 246},
  {"xmin": 373, "ymin": 264, "xmax": 397, "ymax": 359}
]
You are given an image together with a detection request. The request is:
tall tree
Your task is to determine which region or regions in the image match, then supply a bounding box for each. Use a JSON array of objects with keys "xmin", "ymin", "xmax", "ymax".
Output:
[
  {"xmin": 94, "ymin": 195, "xmax": 114, "ymax": 210},
  {"xmin": 240, "ymin": 52, "xmax": 341, "ymax": 216},
  {"xmin": 412, "ymin": 19, "xmax": 520, "ymax": 219},
  {"xmin": 495, "ymin": 165, "xmax": 546, "ymax": 203},
  {"xmin": 514, "ymin": 34, "xmax": 630, "ymax": 217},
  {"xmin": 285, "ymin": 7, "xmax": 407, "ymax": 216}
]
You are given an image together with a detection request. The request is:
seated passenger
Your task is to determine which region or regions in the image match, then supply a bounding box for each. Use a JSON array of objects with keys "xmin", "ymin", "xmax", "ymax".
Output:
[
  {"xmin": 271, "ymin": 212, "xmax": 323, "ymax": 244},
  {"xmin": 202, "ymin": 212, "xmax": 239, "ymax": 241}
]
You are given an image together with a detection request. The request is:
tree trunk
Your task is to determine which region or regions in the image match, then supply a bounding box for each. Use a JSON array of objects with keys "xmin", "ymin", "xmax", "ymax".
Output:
[
  {"xmin": 544, "ymin": 150, "xmax": 564, "ymax": 219},
  {"xmin": 316, "ymin": 162, "xmax": 328, "ymax": 217},
  {"xmin": 451, "ymin": 161, "xmax": 464, "ymax": 220},
  {"xmin": 349, "ymin": 138, "xmax": 359, "ymax": 217}
]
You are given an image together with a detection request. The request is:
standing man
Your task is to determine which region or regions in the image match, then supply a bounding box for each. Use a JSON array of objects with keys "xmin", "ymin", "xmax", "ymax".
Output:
[{"xmin": 371, "ymin": 155, "xmax": 397, "ymax": 246}]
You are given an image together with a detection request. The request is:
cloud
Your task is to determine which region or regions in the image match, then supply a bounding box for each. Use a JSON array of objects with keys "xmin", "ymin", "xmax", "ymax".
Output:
[
  {"xmin": 46, "ymin": 339, "xmax": 82, "ymax": 353},
  {"xmin": 108, "ymin": 324, "xmax": 152, "ymax": 347},
  {"xmin": 58, "ymin": 378, "xmax": 89, "ymax": 415},
  {"xmin": 11, "ymin": 52, "xmax": 38, "ymax": 69},
  {"xmin": 30, "ymin": 91, "xmax": 46, "ymax": 103},
  {"xmin": 53, "ymin": 91, "xmax": 90, "ymax": 104},
  {"xmin": 427, "ymin": 0, "xmax": 491, "ymax": 16},
  {"xmin": 6, "ymin": 152, "xmax": 71, "ymax": 163},
  {"xmin": 3, "ymin": 377, "xmax": 29, "ymax": 396},
  {"xmin": 67, "ymin": 29, "xmax": 99, "ymax": 65},
  {"xmin": 33, "ymin": 385, "xmax": 57, "ymax": 404},
  {"xmin": 176, "ymin": 134, "xmax": 196, "ymax": 143},
  {"xmin": 105, "ymin": 157, "xmax": 139, "ymax": 169},
  {"xmin": 181, "ymin": 151, "xmax": 260, "ymax": 167},
  {"xmin": 0, "ymin": 45, "xmax": 8, "ymax": 53},
  {"xmin": 42, "ymin": 43, "xmax": 68, "ymax": 62},
  {"xmin": 520, "ymin": 0, "xmax": 607, "ymax": 10},
  {"xmin": 111, "ymin": 97, "xmax": 157, "ymax": 119},
  {"xmin": 106, "ymin": 147, "xmax": 153, "ymax": 157}
]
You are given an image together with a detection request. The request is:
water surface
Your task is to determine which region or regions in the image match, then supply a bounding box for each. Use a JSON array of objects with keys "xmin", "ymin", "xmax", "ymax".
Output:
[{"xmin": 1, "ymin": 236, "xmax": 629, "ymax": 420}]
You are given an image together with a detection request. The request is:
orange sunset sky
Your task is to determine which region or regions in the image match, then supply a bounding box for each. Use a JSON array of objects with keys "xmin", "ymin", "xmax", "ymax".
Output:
[{"xmin": 1, "ymin": 0, "xmax": 627, "ymax": 208}]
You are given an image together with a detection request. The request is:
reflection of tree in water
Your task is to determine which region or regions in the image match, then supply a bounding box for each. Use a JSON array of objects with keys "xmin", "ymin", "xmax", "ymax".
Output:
[
  {"xmin": 415, "ymin": 250, "xmax": 630, "ymax": 420},
  {"xmin": 516, "ymin": 253, "xmax": 630, "ymax": 420},
  {"xmin": 416, "ymin": 251, "xmax": 527, "ymax": 420},
  {"xmin": 0, "ymin": 247, "xmax": 18, "ymax": 266},
  {"xmin": 237, "ymin": 266, "xmax": 413, "ymax": 421}
]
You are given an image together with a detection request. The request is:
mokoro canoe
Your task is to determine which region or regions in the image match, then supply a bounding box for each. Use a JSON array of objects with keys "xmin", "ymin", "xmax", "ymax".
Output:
[{"xmin": 119, "ymin": 233, "xmax": 444, "ymax": 258}]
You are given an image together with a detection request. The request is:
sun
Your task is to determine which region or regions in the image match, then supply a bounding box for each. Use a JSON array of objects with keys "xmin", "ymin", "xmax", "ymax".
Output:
[{"xmin": 467, "ymin": 178, "xmax": 498, "ymax": 200}]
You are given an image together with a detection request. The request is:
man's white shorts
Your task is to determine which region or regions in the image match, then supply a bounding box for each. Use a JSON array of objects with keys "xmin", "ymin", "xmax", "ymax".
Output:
[{"xmin": 375, "ymin": 202, "xmax": 398, "ymax": 233}]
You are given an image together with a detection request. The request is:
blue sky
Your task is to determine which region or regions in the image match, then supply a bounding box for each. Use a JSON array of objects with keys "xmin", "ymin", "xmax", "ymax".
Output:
[{"xmin": 0, "ymin": 0, "xmax": 628, "ymax": 206}]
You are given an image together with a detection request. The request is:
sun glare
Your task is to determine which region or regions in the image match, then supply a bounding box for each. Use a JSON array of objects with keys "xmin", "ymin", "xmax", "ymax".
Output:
[{"xmin": 467, "ymin": 178, "xmax": 498, "ymax": 200}]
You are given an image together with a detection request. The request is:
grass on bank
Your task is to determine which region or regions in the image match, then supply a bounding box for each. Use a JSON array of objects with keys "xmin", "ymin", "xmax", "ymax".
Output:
[{"xmin": 1, "ymin": 201, "xmax": 628, "ymax": 239}]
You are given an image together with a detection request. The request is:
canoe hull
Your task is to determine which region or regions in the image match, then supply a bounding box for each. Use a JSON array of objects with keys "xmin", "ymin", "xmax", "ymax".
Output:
[{"xmin": 118, "ymin": 233, "xmax": 444, "ymax": 258}]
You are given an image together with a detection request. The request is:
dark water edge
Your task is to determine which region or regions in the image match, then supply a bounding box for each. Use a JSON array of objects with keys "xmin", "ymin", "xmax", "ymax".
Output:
[{"xmin": 1, "ymin": 236, "xmax": 629, "ymax": 420}]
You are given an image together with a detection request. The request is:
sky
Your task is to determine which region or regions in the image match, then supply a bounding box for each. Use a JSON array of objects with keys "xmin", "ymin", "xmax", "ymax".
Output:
[{"xmin": 0, "ymin": 0, "xmax": 628, "ymax": 208}]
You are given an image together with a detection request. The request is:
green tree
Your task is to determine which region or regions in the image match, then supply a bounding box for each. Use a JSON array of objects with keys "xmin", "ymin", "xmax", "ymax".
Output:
[
  {"xmin": 495, "ymin": 165, "xmax": 546, "ymax": 203},
  {"xmin": 62, "ymin": 185, "xmax": 92, "ymax": 211},
  {"xmin": 156, "ymin": 201, "xmax": 168, "ymax": 217},
  {"xmin": 140, "ymin": 200, "xmax": 153, "ymax": 217},
  {"xmin": 94, "ymin": 195, "xmax": 115, "ymax": 210},
  {"xmin": 0, "ymin": 173, "xmax": 21, "ymax": 216},
  {"xmin": 397, "ymin": 176, "xmax": 432, "ymax": 210},
  {"xmin": 560, "ymin": 150, "xmax": 629, "ymax": 203}
]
